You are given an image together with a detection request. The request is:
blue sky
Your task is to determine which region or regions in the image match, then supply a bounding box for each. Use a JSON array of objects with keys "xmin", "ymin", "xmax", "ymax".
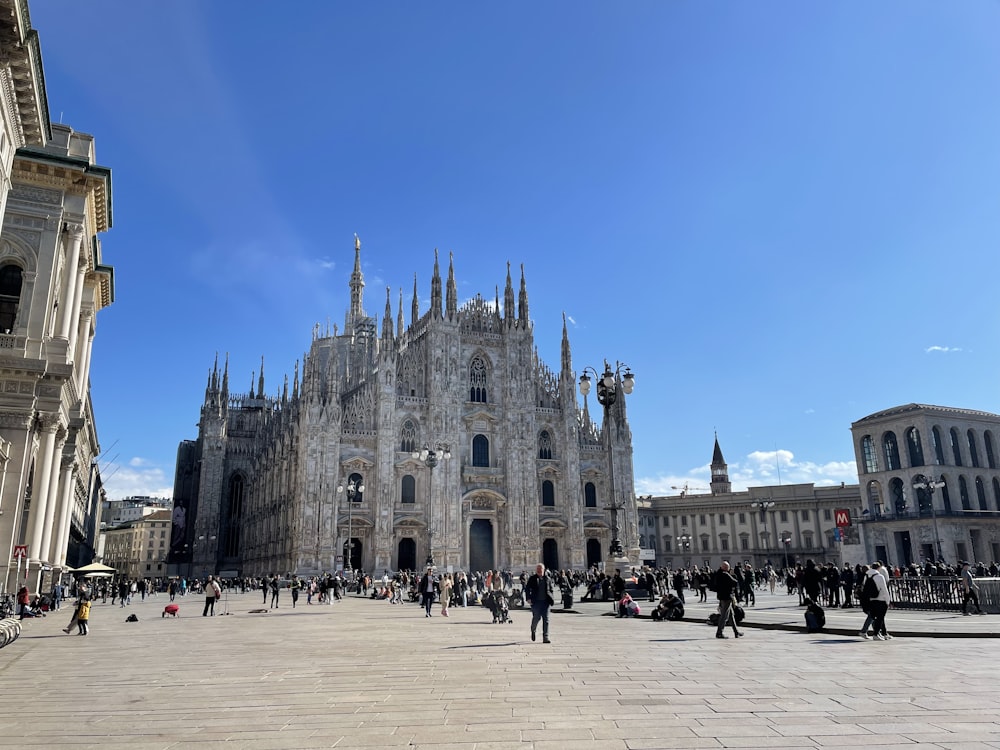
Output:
[{"xmin": 28, "ymin": 2, "xmax": 1000, "ymax": 500}]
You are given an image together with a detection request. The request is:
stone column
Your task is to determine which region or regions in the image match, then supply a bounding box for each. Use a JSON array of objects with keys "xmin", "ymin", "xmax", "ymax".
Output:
[
  {"xmin": 67, "ymin": 266, "xmax": 87, "ymax": 358},
  {"xmin": 39, "ymin": 427, "xmax": 68, "ymax": 561},
  {"xmin": 51, "ymin": 457, "xmax": 77, "ymax": 567},
  {"xmin": 26, "ymin": 417, "xmax": 59, "ymax": 563},
  {"xmin": 57, "ymin": 224, "xmax": 85, "ymax": 341}
]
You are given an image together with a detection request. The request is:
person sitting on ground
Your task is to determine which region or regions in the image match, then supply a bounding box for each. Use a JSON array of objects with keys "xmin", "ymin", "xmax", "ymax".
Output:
[
  {"xmin": 803, "ymin": 597, "xmax": 826, "ymax": 632},
  {"xmin": 651, "ymin": 592, "xmax": 684, "ymax": 621},
  {"xmin": 617, "ymin": 592, "xmax": 640, "ymax": 618}
]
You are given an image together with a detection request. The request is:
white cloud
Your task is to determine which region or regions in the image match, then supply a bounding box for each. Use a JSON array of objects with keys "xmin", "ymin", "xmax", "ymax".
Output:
[
  {"xmin": 103, "ymin": 457, "xmax": 172, "ymax": 501},
  {"xmin": 636, "ymin": 449, "xmax": 858, "ymax": 495},
  {"xmin": 925, "ymin": 345, "xmax": 962, "ymax": 354}
]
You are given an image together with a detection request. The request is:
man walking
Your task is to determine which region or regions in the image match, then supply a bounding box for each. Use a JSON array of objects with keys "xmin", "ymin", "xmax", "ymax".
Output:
[
  {"xmin": 961, "ymin": 561, "xmax": 985, "ymax": 615},
  {"xmin": 714, "ymin": 561, "xmax": 743, "ymax": 639},
  {"xmin": 526, "ymin": 563, "xmax": 554, "ymax": 643}
]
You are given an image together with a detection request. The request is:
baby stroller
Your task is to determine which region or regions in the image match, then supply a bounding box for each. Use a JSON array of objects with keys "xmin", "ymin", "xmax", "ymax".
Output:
[{"xmin": 483, "ymin": 591, "xmax": 513, "ymax": 624}]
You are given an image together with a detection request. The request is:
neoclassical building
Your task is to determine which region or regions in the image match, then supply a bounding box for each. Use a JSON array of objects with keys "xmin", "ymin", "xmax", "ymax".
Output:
[
  {"xmin": 640, "ymin": 437, "xmax": 862, "ymax": 569},
  {"xmin": 851, "ymin": 403, "xmax": 1000, "ymax": 566},
  {"xmin": 172, "ymin": 240, "xmax": 637, "ymax": 577},
  {"xmin": 0, "ymin": 3, "xmax": 114, "ymax": 592}
]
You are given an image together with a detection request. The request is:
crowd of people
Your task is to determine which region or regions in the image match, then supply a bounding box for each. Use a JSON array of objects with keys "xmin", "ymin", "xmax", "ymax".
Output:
[{"xmin": 4, "ymin": 555, "xmax": 991, "ymax": 644}]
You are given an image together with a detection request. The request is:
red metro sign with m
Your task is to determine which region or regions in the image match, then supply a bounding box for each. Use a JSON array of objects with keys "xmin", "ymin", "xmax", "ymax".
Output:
[{"xmin": 834, "ymin": 509, "xmax": 852, "ymax": 528}]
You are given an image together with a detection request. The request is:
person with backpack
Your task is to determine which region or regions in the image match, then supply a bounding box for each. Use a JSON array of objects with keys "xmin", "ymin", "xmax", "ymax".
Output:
[
  {"xmin": 860, "ymin": 562, "xmax": 891, "ymax": 640},
  {"xmin": 713, "ymin": 561, "xmax": 743, "ymax": 639}
]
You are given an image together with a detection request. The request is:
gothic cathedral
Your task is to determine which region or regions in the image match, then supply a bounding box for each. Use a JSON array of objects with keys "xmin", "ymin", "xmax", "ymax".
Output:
[{"xmin": 171, "ymin": 239, "xmax": 637, "ymax": 577}]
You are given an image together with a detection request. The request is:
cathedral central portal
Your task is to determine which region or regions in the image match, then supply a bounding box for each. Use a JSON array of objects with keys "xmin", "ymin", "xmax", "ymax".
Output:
[{"xmin": 469, "ymin": 518, "xmax": 494, "ymax": 571}]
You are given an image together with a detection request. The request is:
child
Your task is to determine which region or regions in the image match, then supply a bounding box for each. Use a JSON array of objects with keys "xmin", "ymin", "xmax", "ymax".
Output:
[{"xmin": 76, "ymin": 598, "xmax": 91, "ymax": 635}]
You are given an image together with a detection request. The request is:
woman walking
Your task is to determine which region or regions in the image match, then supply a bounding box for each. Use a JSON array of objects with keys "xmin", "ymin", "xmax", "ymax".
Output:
[{"xmin": 440, "ymin": 573, "xmax": 453, "ymax": 617}]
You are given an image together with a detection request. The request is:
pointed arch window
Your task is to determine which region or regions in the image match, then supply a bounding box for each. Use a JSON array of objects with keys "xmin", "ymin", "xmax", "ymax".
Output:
[
  {"xmin": 967, "ymin": 430, "xmax": 980, "ymax": 468},
  {"xmin": 469, "ymin": 356, "xmax": 489, "ymax": 403},
  {"xmin": 932, "ymin": 427, "xmax": 946, "ymax": 465},
  {"xmin": 400, "ymin": 420, "xmax": 416, "ymax": 453},
  {"xmin": 0, "ymin": 264, "xmax": 23, "ymax": 333},
  {"xmin": 472, "ymin": 434, "xmax": 490, "ymax": 467},
  {"xmin": 584, "ymin": 482, "xmax": 597, "ymax": 508},
  {"xmin": 541, "ymin": 480, "xmax": 555, "ymax": 507},
  {"xmin": 985, "ymin": 431, "xmax": 997, "ymax": 469},
  {"xmin": 861, "ymin": 436, "xmax": 879, "ymax": 473},
  {"xmin": 538, "ymin": 430, "xmax": 553, "ymax": 460},
  {"xmin": 950, "ymin": 428, "xmax": 963, "ymax": 466},
  {"xmin": 906, "ymin": 428, "xmax": 924, "ymax": 467},
  {"xmin": 883, "ymin": 432, "xmax": 901, "ymax": 471},
  {"xmin": 348, "ymin": 472, "xmax": 364, "ymax": 503},
  {"xmin": 222, "ymin": 474, "xmax": 245, "ymax": 558}
]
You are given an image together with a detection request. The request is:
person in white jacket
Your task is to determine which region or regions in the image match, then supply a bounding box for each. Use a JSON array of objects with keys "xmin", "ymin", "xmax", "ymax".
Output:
[{"xmin": 864, "ymin": 563, "xmax": 892, "ymax": 640}]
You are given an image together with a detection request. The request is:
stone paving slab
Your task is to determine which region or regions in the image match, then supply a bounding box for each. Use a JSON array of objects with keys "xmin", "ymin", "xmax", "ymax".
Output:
[{"xmin": 0, "ymin": 589, "xmax": 998, "ymax": 748}]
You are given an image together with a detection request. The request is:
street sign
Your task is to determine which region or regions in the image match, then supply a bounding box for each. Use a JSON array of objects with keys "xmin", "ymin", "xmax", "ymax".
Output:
[
  {"xmin": 834, "ymin": 509, "xmax": 852, "ymax": 527},
  {"xmin": 12, "ymin": 545, "xmax": 27, "ymax": 559}
]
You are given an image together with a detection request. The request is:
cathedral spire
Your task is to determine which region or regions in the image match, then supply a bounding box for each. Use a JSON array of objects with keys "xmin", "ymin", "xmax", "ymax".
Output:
[
  {"xmin": 381, "ymin": 286, "xmax": 394, "ymax": 344},
  {"xmin": 221, "ymin": 354, "xmax": 229, "ymax": 400},
  {"xmin": 495, "ymin": 285, "xmax": 500, "ymax": 317},
  {"xmin": 411, "ymin": 273, "xmax": 419, "ymax": 326},
  {"xmin": 430, "ymin": 248, "xmax": 443, "ymax": 319},
  {"xmin": 518, "ymin": 263, "xmax": 529, "ymax": 326},
  {"xmin": 397, "ymin": 288, "xmax": 404, "ymax": 335},
  {"xmin": 283, "ymin": 374, "xmax": 289, "ymax": 404},
  {"xmin": 710, "ymin": 433, "xmax": 731, "ymax": 495},
  {"xmin": 560, "ymin": 311, "xmax": 572, "ymax": 374},
  {"xmin": 446, "ymin": 252, "xmax": 457, "ymax": 319},
  {"xmin": 293, "ymin": 360, "xmax": 300, "ymax": 401},
  {"xmin": 503, "ymin": 261, "xmax": 515, "ymax": 324},
  {"xmin": 258, "ymin": 356, "xmax": 265, "ymax": 399},
  {"xmin": 249, "ymin": 370, "xmax": 256, "ymax": 399},
  {"xmin": 349, "ymin": 234, "xmax": 365, "ymax": 324}
]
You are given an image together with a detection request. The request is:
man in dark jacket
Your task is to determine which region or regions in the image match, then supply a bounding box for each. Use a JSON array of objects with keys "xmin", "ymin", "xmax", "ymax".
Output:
[
  {"xmin": 418, "ymin": 567, "xmax": 438, "ymax": 617},
  {"xmin": 526, "ymin": 563, "xmax": 555, "ymax": 643},
  {"xmin": 714, "ymin": 561, "xmax": 743, "ymax": 639}
]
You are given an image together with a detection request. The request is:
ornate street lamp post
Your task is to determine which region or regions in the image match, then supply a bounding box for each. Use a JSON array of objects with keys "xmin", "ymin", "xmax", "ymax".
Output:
[
  {"xmin": 753, "ymin": 498, "xmax": 775, "ymax": 565},
  {"xmin": 913, "ymin": 475, "xmax": 946, "ymax": 562},
  {"xmin": 337, "ymin": 478, "xmax": 365, "ymax": 574},
  {"xmin": 781, "ymin": 532, "xmax": 792, "ymax": 570},
  {"xmin": 676, "ymin": 531, "xmax": 692, "ymax": 565},
  {"xmin": 579, "ymin": 360, "xmax": 635, "ymax": 561},
  {"xmin": 413, "ymin": 444, "xmax": 451, "ymax": 567}
]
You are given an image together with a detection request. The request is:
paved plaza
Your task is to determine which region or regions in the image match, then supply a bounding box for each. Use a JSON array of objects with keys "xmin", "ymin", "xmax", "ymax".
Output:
[{"xmin": 0, "ymin": 588, "xmax": 998, "ymax": 749}]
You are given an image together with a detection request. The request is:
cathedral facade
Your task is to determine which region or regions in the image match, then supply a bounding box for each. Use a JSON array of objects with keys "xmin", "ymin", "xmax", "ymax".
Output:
[{"xmin": 172, "ymin": 240, "xmax": 637, "ymax": 577}]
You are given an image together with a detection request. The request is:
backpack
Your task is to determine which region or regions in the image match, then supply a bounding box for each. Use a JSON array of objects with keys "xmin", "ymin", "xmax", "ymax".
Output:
[
  {"xmin": 125, "ymin": 614, "xmax": 139, "ymax": 623},
  {"xmin": 862, "ymin": 574, "xmax": 879, "ymax": 600}
]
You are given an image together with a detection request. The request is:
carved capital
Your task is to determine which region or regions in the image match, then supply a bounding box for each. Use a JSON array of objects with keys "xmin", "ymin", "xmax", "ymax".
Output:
[
  {"xmin": 36, "ymin": 413, "xmax": 61, "ymax": 433},
  {"xmin": 64, "ymin": 222, "xmax": 86, "ymax": 241}
]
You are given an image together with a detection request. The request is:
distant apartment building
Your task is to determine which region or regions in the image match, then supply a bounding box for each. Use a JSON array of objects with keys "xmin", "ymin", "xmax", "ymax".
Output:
[
  {"xmin": 102, "ymin": 510, "xmax": 172, "ymax": 581},
  {"xmin": 101, "ymin": 496, "xmax": 171, "ymax": 529}
]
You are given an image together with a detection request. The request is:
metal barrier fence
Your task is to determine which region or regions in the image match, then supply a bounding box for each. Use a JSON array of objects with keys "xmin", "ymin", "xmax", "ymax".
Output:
[{"xmin": 887, "ymin": 576, "xmax": 999, "ymax": 614}]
